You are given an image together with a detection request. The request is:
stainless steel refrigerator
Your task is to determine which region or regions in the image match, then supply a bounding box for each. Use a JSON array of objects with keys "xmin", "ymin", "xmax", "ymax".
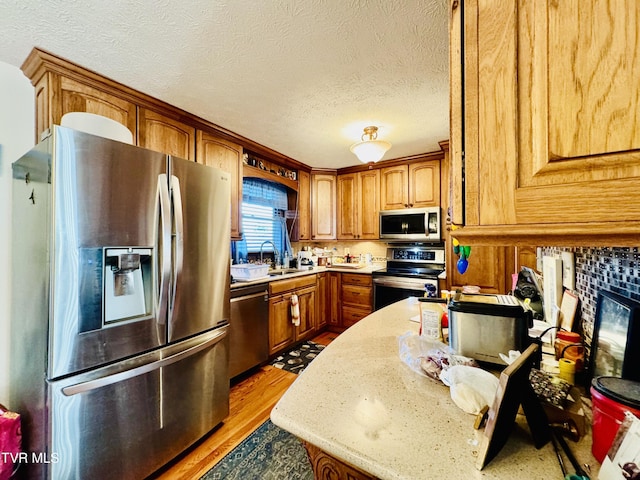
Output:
[{"xmin": 10, "ymin": 126, "xmax": 231, "ymax": 479}]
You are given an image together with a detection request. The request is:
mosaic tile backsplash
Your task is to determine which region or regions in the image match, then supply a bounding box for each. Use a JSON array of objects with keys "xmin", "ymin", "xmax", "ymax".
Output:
[{"xmin": 541, "ymin": 246, "xmax": 640, "ymax": 356}]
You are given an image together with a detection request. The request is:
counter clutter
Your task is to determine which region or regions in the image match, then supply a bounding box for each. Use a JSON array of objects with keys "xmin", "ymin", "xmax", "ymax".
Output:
[{"xmin": 271, "ymin": 298, "xmax": 599, "ymax": 480}]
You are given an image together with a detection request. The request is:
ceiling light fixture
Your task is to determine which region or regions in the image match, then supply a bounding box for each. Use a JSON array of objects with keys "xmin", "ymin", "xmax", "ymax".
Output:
[{"xmin": 350, "ymin": 126, "xmax": 392, "ymax": 164}]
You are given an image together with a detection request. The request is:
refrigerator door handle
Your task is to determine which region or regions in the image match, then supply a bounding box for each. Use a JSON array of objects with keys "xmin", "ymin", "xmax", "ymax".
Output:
[
  {"xmin": 61, "ymin": 326, "xmax": 228, "ymax": 397},
  {"xmin": 156, "ymin": 174, "xmax": 172, "ymax": 326},
  {"xmin": 169, "ymin": 174, "xmax": 184, "ymax": 333}
]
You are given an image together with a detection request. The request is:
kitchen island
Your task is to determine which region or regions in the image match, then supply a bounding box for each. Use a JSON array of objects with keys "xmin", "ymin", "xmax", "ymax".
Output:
[{"xmin": 271, "ymin": 298, "xmax": 599, "ymax": 480}]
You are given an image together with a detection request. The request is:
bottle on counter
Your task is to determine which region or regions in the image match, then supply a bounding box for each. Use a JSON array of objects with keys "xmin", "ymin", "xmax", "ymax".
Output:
[{"xmin": 419, "ymin": 298, "xmax": 447, "ymax": 342}]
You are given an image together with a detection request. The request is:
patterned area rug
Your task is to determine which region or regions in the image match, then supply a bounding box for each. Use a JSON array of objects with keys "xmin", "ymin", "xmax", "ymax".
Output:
[
  {"xmin": 200, "ymin": 420, "xmax": 313, "ymax": 480},
  {"xmin": 270, "ymin": 341, "xmax": 325, "ymax": 374}
]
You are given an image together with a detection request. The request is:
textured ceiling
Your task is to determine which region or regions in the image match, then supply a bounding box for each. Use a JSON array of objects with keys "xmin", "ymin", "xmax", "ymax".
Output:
[{"xmin": 0, "ymin": 0, "xmax": 449, "ymax": 169}]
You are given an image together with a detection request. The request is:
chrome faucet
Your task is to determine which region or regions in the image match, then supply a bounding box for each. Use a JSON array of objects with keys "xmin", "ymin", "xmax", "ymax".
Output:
[{"xmin": 260, "ymin": 240, "xmax": 279, "ymax": 267}]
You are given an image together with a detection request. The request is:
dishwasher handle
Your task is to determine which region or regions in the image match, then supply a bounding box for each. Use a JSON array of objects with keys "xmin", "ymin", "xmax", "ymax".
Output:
[{"xmin": 230, "ymin": 290, "xmax": 268, "ymax": 303}]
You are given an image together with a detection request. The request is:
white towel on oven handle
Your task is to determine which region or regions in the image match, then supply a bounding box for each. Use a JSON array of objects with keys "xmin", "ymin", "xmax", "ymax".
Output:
[{"xmin": 290, "ymin": 294, "xmax": 300, "ymax": 326}]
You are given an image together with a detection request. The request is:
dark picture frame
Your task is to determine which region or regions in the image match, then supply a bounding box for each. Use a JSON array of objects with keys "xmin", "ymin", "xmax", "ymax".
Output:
[
  {"xmin": 476, "ymin": 343, "xmax": 549, "ymax": 470},
  {"xmin": 589, "ymin": 290, "xmax": 640, "ymax": 385}
]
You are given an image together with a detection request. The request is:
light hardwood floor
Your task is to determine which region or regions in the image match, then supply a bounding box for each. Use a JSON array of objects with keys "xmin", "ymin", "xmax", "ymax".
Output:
[{"xmin": 150, "ymin": 331, "xmax": 338, "ymax": 479}]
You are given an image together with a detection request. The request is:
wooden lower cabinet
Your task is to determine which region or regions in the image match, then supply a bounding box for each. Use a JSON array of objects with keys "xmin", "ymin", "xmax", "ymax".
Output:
[
  {"xmin": 328, "ymin": 272, "xmax": 341, "ymax": 329},
  {"xmin": 303, "ymin": 442, "xmax": 379, "ymax": 480},
  {"xmin": 328, "ymin": 272, "xmax": 372, "ymax": 332},
  {"xmin": 316, "ymin": 272, "xmax": 329, "ymax": 330},
  {"xmin": 268, "ymin": 276, "xmax": 317, "ymax": 355}
]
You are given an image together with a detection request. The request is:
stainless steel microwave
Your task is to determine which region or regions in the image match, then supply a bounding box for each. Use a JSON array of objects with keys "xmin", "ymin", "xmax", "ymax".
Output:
[{"xmin": 379, "ymin": 207, "xmax": 441, "ymax": 241}]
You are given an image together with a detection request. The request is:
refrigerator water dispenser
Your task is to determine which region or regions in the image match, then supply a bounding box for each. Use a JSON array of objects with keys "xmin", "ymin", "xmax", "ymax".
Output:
[{"xmin": 104, "ymin": 248, "xmax": 152, "ymax": 323}]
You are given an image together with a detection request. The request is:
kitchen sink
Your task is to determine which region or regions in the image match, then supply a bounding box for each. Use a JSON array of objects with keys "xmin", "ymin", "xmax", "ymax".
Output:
[{"xmin": 269, "ymin": 269, "xmax": 301, "ymax": 276}]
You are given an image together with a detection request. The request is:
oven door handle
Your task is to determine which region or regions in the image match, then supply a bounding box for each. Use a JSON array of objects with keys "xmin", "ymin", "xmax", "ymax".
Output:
[{"xmin": 373, "ymin": 277, "xmax": 436, "ymax": 289}]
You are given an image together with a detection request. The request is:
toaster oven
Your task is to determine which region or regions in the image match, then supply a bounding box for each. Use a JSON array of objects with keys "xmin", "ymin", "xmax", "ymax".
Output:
[{"xmin": 448, "ymin": 293, "xmax": 533, "ymax": 365}]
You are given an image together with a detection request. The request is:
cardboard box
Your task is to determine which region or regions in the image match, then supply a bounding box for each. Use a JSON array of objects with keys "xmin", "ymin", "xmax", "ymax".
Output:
[{"xmin": 542, "ymin": 386, "xmax": 587, "ymax": 437}]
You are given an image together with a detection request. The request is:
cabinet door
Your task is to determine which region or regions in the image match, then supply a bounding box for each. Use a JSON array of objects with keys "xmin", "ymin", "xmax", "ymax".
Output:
[
  {"xmin": 342, "ymin": 285, "xmax": 372, "ymax": 308},
  {"xmin": 337, "ymin": 173, "xmax": 357, "ymax": 239},
  {"xmin": 380, "ymin": 165, "xmax": 408, "ymax": 210},
  {"xmin": 328, "ymin": 272, "xmax": 341, "ymax": 329},
  {"xmin": 269, "ymin": 294, "xmax": 295, "ymax": 355},
  {"xmin": 138, "ymin": 108, "xmax": 195, "ymax": 160},
  {"xmin": 297, "ymin": 170, "xmax": 311, "ymax": 241},
  {"xmin": 197, "ymin": 131, "xmax": 243, "ymax": 239},
  {"xmin": 341, "ymin": 306, "xmax": 370, "ymax": 328},
  {"xmin": 316, "ymin": 273, "xmax": 328, "ymax": 331},
  {"xmin": 461, "ymin": 0, "xmax": 640, "ymax": 228},
  {"xmin": 409, "ymin": 161, "xmax": 440, "ymax": 208},
  {"xmin": 295, "ymin": 286, "xmax": 316, "ymax": 341},
  {"xmin": 358, "ymin": 169, "xmax": 380, "ymax": 239},
  {"xmin": 311, "ymin": 173, "xmax": 336, "ymax": 240},
  {"xmin": 34, "ymin": 74, "xmax": 137, "ymax": 142},
  {"xmin": 447, "ymin": 246, "xmax": 515, "ymax": 294}
]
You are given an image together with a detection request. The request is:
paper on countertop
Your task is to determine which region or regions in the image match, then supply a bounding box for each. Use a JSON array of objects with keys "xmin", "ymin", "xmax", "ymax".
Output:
[
  {"xmin": 529, "ymin": 319, "xmax": 556, "ymax": 344},
  {"xmin": 410, "ymin": 314, "xmax": 420, "ymax": 323}
]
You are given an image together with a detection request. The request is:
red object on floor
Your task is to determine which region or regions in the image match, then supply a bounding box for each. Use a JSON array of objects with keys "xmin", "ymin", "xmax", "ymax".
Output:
[
  {"xmin": 0, "ymin": 404, "xmax": 21, "ymax": 480},
  {"xmin": 591, "ymin": 376, "xmax": 640, "ymax": 463}
]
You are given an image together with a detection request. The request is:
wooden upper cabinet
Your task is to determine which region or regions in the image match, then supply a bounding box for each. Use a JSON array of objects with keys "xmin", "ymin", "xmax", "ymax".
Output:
[
  {"xmin": 21, "ymin": 49, "xmax": 137, "ymax": 141},
  {"xmin": 447, "ymin": 245, "xmax": 515, "ymax": 294},
  {"xmin": 380, "ymin": 161, "xmax": 440, "ymax": 210},
  {"xmin": 379, "ymin": 165, "xmax": 408, "ymax": 210},
  {"xmin": 296, "ymin": 170, "xmax": 312, "ymax": 241},
  {"xmin": 311, "ymin": 173, "xmax": 337, "ymax": 240},
  {"xmin": 196, "ymin": 131, "xmax": 243, "ymax": 239},
  {"xmin": 358, "ymin": 170, "xmax": 380, "ymax": 238},
  {"xmin": 138, "ymin": 108, "xmax": 195, "ymax": 160},
  {"xmin": 409, "ymin": 162, "xmax": 440, "ymax": 208},
  {"xmin": 56, "ymin": 76, "xmax": 137, "ymax": 140},
  {"xmin": 337, "ymin": 173, "xmax": 358, "ymax": 239},
  {"xmin": 337, "ymin": 170, "xmax": 380, "ymax": 240},
  {"xmin": 452, "ymin": 0, "xmax": 640, "ymax": 243}
]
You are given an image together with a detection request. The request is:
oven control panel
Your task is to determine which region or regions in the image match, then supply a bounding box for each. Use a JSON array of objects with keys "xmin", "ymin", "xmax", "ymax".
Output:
[
  {"xmin": 387, "ymin": 247, "xmax": 445, "ymax": 264},
  {"xmin": 392, "ymin": 249, "xmax": 436, "ymax": 261}
]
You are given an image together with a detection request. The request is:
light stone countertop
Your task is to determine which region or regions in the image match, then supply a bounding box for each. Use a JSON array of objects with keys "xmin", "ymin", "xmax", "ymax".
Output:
[
  {"xmin": 271, "ymin": 298, "xmax": 600, "ymax": 480},
  {"xmin": 230, "ymin": 263, "xmax": 384, "ymax": 288}
]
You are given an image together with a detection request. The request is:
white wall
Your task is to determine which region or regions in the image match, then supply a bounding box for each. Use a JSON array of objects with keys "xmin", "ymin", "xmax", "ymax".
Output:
[{"xmin": 0, "ymin": 61, "xmax": 35, "ymax": 403}]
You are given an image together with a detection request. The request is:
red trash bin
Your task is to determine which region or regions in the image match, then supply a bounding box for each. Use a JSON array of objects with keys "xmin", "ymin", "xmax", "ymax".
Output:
[{"xmin": 591, "ymin": 376, "xmax": 640, "ymax": 463}]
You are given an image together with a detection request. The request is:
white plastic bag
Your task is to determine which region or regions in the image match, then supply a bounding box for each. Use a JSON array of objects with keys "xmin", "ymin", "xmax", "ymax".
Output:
[
  {"xmin": 398, "ymin": 331, "xmax": 451, "ymax": 378},
  {"xmin": 398, "ymin": 332, "xmax": 478, "ymax": 380},
  {"xmin": 440, "ymin": 365, "xmax": 499, "ymax": 415}
]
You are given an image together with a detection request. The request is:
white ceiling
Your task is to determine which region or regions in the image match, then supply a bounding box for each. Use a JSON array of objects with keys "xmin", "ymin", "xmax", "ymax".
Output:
[{"xmin": 1, "ymin": 0, "xmax": 449, "ymax": 169}]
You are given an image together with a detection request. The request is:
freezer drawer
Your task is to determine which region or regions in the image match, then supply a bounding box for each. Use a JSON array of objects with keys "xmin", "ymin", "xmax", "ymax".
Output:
[{"xmin": 43, "ymin": 327, "xmax": 229, "ymax": 480}]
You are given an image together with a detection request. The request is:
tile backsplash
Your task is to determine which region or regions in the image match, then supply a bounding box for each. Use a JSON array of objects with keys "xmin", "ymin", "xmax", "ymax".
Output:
[{"xmin": 541, "ymin": 247, "xmax": 640, "ymax": 356}]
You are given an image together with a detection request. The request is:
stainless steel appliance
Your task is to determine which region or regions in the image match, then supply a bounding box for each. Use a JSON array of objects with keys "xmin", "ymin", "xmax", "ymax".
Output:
[
  {"xmin": 373, "ymin": 244, "xmax": 445, "ymax": 310},
  {"xmin": 10, "ymin": 126, "xmax": 231, "ymax": 479},
  {"xmin": 379, "ymin": 207, "xmax": 441, "ymax": 241},
  {"xmin": 229, "ymin": 282, "xmax": 269, "ymax": 378},
  {"xmin": 448, "ymin": 293, "xmax": 533, "ymax": 365}
]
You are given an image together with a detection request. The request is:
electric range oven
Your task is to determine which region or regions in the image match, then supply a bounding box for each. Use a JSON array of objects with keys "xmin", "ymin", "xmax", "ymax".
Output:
[{"xmin": 373, "ymin": 244, "xmax": 445, "ymax": 310}]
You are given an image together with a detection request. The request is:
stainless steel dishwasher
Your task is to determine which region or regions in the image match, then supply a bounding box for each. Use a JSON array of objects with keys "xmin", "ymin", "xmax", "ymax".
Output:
[{"xmin": 229, "ymin": 282, "xmax": 269, "ymax": 378}]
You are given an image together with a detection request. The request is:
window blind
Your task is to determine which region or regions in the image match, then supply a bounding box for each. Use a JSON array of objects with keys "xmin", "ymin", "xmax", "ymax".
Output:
[{"xmin": 238, "ymin": 178, "xmax": 289, "ymax": 256}]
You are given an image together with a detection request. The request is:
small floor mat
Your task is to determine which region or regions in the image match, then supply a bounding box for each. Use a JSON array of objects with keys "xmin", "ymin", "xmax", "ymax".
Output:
[{"xmin": 270, "ymin": 341, "xmax": 325, "ymax": 374}]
